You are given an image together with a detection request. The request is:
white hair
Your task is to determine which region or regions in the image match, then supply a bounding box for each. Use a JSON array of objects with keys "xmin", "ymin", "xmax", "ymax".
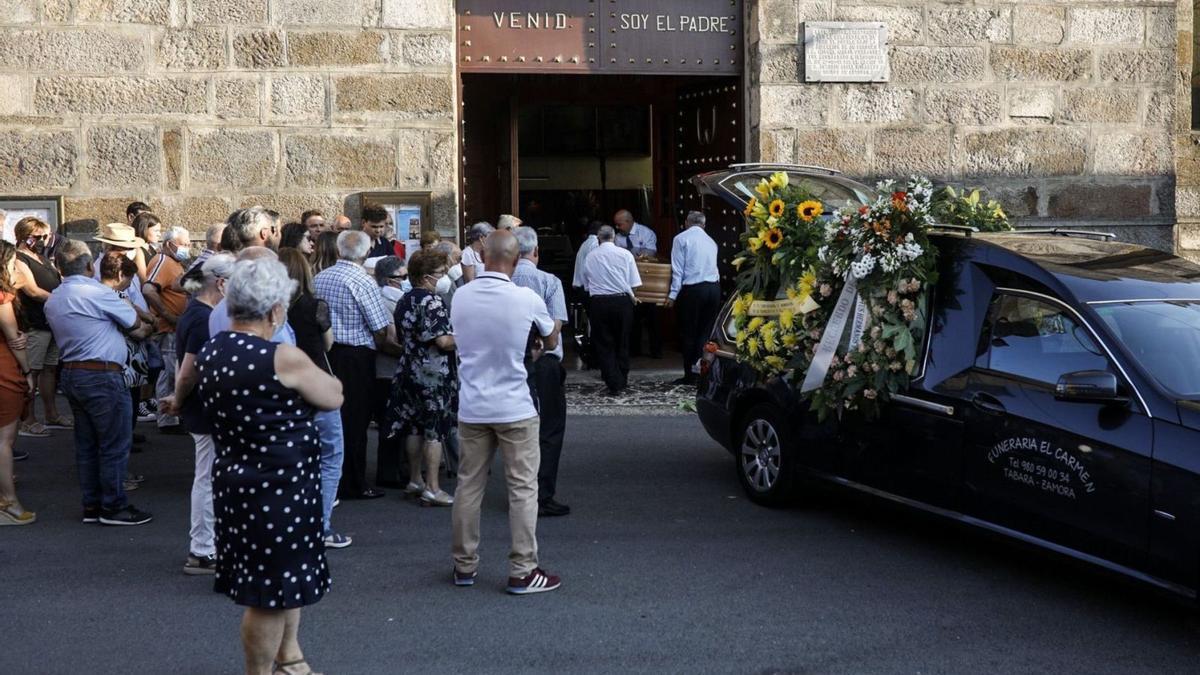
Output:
[
  {"xmin": 466, "ymin": 221, "xmax": 494, "ymax": 243},
  {"xmin": 166, "ymin": 225, "xmax": 190, "ymax": 245},
  {"xmin": 336, "ymin": 230, "xmax": 371, "ymax": 261},
  {"xmin": 597, "ymin": 225, "xmax": 616, "ymax": 243},
  {"xmin": 202, "ymin": 252, "xmax": 236, "ymax": 280},
  {"xmin": 226, "ymin": 258, "xmax": 296, "ymax": 322},
  {"xmin": 514, "ymin": 226, "xmax": 538, "ymax": 256}
]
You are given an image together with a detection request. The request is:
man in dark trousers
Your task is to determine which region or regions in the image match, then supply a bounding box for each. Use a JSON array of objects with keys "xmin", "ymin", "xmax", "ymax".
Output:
[
  {"xmin": 582, "ymin": 225, "xmax": 642, "ymax": 395},
  {"xmin": 664, "ymin": 211, "xmax": 721, "ymax": 385},
  {"xmin": 512, "ymin": 227, "xmax": 571, "ymax": 517}
]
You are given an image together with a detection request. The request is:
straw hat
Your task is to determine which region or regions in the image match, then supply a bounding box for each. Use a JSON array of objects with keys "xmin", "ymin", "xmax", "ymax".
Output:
[
  {"xmin": 497, "ymin": 214, "xmax": 523, "ymax": 230},
  {"xmin": 93, "ymin": 222, "xmax": 146, "ymax": 249}
]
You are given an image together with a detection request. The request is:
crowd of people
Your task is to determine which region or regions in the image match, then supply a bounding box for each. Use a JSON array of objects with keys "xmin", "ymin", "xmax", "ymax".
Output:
[{"xmin": 0, "ymin": 199, "xmax": 722, "ymax": 674}]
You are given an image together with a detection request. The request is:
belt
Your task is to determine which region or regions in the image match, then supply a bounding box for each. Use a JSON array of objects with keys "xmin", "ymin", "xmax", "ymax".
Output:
[
  {"xmin": 63, "ymin": 360, "xmax": 123, "ymax": 372},
  {"xmin": 591, "ymin": 293, "xmax": 631, "ymax": 299}
]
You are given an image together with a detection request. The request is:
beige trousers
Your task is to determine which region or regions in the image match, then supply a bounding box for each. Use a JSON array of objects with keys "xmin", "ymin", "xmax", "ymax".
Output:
[{"xmin": 451, "ymin": 416, "xmax": 541, "ymax": 579}]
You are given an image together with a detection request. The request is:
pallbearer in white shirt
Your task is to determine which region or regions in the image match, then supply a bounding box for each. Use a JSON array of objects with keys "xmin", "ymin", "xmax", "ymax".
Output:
[
  {"xmin": 613, "ymin": 209, "xmax": 662, "ymax": 359},
  {"xmin": 664, "ymin": 211, "xmax": 721, "ymax": 386},
  {"xmin": 583, "ymin": 225, "xmax": 642, "ymax": 395}
]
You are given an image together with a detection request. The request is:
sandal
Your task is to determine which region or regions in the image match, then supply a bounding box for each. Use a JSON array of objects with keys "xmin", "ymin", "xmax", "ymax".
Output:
[
  {"xmin": 17, "ymin": 422, "xmax": 49, "ymax": 438},
  {"xmin": 273, "ymin": 659, "xmax": 322, "ymax": 675},
  {"xmin": 0, "ymin": 500, "xmax": 36, "ymax": 526},
  {"xmin": 44, "ymin": 416, "xmax": 74, "ymax": 430}
]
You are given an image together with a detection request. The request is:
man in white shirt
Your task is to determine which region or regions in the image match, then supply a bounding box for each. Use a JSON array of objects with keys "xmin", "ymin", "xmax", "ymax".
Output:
[
  {"xmin": 614, "ymin": 210, "xmax": 662, "ymax": 359},
  {"xmin": 450, "ymin": 230, "xmax": 563, "ymax": 595},
  {"xmin": 583, "ymin": 225, "xmax": 642, "ymax": 395},
  {"xmin": 613, "ymin": 209, "xmax": 657, "ymax": 257},
  {"xmin": 664, "ymin": 211, "xmax": 721, "ymax": 385}
]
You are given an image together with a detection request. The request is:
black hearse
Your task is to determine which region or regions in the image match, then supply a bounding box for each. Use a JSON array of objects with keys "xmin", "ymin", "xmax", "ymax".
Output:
[{"xmin": 694, "ymin": 165, "xmax": 1200, "ymax": 598}]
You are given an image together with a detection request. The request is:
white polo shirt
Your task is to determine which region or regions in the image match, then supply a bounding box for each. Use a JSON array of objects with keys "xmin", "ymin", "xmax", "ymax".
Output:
[
  {"xmin": 583, "ymin": 241, "xmax": 642, "ymax": 297},
  {"xmin": 461, "ymin": 245, "xmax": 485, "ymax": 278},
  {"xmin": 451, "ymin": 271, "xmax": 555, "ymax": 424}
]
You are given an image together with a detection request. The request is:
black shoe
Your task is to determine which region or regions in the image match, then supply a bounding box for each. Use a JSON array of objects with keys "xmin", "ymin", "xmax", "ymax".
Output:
[
  {"xmin": 13, "ymin": 449, "xmax": 28, "ymax": 462},
  {"xmin": 158, "ymin": 424, "xmax": 187, "ymax": 435},
  {"xmin": 340, "ymin": 488, "xmax": 385, "ymax": 500},
  {"xmin": 99, "ymin": 504, "xmax": 153, "ymax": 526},
  {"xmin": 538, "ymin": 499, "xmax": 571, "ymax": 517},
  {"xmin": 82, "ymin": 506, "xmax": 101, "ymax": 524},
  {"xmin": 183, "ymin": 553, "xmax": 217, "ymax": 575}
]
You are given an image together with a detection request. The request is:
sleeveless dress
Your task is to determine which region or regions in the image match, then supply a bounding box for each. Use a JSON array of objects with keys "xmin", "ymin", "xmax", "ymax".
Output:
[
  {"xmin": 0, "ymin": 292, "xmax": 28, "ymax": 426},
  {"xmin": 196, "ymin": 331, "xmax": 329, "ymax": 609}
]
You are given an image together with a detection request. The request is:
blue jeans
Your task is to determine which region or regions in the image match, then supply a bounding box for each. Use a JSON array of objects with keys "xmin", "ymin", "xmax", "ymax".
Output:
[
  {"xmin": 61, "ymin": 368, "xmax": 132, "ymax": 511},
  {"xmin": 314, "ymin": 409, "xmax": 344, "ymax": 534}
]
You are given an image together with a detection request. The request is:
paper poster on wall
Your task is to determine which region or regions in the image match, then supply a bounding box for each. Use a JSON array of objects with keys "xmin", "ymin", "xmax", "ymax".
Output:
[{"xmin": 0, "ymin": 197, "xmax": 63, "ymax": 244}]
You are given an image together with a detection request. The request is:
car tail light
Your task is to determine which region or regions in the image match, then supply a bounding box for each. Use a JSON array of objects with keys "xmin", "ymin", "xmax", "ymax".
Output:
[{"xmin": 699, "ymin": 341, "xmax": 719, "ymax": 376}]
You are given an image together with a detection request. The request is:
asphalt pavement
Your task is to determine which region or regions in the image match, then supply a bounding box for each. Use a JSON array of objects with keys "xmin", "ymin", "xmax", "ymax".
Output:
[{"xmin": 4, "ymin": 414, "xmax": 1200, "ymax": 674}]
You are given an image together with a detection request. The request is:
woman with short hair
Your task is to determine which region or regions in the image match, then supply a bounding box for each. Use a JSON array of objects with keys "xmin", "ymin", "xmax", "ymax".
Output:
[
  {"xmin": 386, "ymin": 249, "xmax": 457, "ymax": 506},
  {"xmin": 197, "ymin": 257, "xmax": 343, "ymax": 675}
]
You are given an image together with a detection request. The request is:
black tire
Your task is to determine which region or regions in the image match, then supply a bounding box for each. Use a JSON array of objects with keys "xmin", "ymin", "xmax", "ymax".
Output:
[{"xmin": 735, "ymin": 403, "xmax": 800, "ymax": 507}]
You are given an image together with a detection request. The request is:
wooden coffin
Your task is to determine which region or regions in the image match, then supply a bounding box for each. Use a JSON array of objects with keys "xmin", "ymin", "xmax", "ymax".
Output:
[{"xmin": 634, "ymin": 261, "xmax": 671, "ymax": 306}]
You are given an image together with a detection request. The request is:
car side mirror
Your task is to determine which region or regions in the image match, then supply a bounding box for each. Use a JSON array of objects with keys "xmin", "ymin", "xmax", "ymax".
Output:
[{"xmin": 1055, "ymin": 370, "xmax": 1128, "ymax": 405}]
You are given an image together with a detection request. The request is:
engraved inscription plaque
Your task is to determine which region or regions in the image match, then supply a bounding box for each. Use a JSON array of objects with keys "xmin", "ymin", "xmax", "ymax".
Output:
[{"xmin": 803, "ymin": 22, "xmax": 889, "ymax": 83}]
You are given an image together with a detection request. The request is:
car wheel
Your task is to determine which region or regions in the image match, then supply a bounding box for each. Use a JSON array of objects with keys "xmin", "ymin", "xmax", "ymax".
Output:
[{"xmin": 735, "ymin": 403, "xmax": 798, "ymax": 507}]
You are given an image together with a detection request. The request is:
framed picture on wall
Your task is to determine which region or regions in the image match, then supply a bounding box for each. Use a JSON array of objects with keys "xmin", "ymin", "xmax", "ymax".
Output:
[
  {"xmin": 359, "ymin": 191, "xmax": 432, "ymax": 260},
  {"xmin": 0, "ymin": 195, "xmax": 64, "ymax": 244}
]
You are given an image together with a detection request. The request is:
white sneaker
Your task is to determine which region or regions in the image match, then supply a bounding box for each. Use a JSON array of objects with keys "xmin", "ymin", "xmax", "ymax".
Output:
[
  {"xmin": 404, "ymin": 481, "xmax": 426, "ymax": 497},
  {"xmin": 420, "ymin": 489, "xmax": 454, "ymax": 507}
]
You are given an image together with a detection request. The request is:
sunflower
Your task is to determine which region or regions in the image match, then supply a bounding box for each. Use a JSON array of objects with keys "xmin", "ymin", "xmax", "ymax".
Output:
[
  {"xmin": 764, "ymin": 227, "xmax": 784, "ymax": 250},
  {"xmin": 768, "ymin": 199, "xmax": 786, "ymax": 218},
  {"xmin": 744, "ymin": 197, "xmax": 757, "ymax": 218},
  {"xmin": 797, "ymin": 200, "xmax": 823, "ymax": 222}
]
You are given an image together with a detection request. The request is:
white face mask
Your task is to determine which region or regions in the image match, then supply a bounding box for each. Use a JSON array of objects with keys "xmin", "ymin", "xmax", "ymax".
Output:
[
  {"xmin": 447, "ymin": 263, "xmax": 463, "ymax": 282},
  {"xmin": 399, "ymin": 279, "xmax": 413, "ymax": 293},
  {"xmin": 434, "ymin": 274, "xmax": 452, "ymax": 295},
  {"xmin": 124, "ymin": 249, "xmax": 137, "ymax": 261}
]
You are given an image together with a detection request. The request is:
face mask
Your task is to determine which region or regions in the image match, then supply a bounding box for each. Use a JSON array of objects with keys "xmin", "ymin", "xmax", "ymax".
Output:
[
  {"xmin": 173, "ymin": 246, "xmax": 191, "ymax": 262},
  {"xmin": 434, "ymin": 275, "xmax": 452, "ymax": 295},
  {"xmin": 400, "ymin": 280, "xmax": 413, "ymax": 293},
  {"xmin": 447, "ymin": 263, "xmax": 463, "ymax": 282}
]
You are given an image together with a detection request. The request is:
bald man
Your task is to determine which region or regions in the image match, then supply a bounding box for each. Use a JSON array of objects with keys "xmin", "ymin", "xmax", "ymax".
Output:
[
  {"xmin": 450, "ymin": 230, "xmax": 563, "ymax": 594},
  {"xmin": 332, "ymin": 215, "xmax": 352, "ymax": 233}
]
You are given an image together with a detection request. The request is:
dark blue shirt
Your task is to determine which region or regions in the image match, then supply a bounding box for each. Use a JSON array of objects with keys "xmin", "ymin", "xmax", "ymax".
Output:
[{"xmin": 176, "ymin": 298, "xmax": 214, "ymax": 434}]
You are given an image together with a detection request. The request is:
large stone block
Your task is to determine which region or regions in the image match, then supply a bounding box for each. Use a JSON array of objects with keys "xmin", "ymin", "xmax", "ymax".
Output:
[
  {"xmin": 1093, "ymin": 132, "xmax": 1172, "ymax": 175},
  {"xmin": 35, "ymin": 77, "xmax": 207, "ymax": 115},
  {"xmin": 427, "ymin": 130, "xmax": 455, "ymax": 188},
  {"xmin": 840, "ymin": 87, "xmax": 916, "ymax": 124},
  {"xmin": 1177, "ymin": 186, "xmax": 1200, "ymax": 218},
  {"xmin": 1068, "ymin": 8, "xmax": 1144, "ymax": 46},
  {"xmin": 1047, "ymin": 184, "xmax": 1152, "ymax": 219},
  {"xmin": 0, "ymin": 75, "xmax": 30, "ymax": 115},
  {"xmin": 333, "ymin": 74, "xmax": 452, "ymax": 118},
  {"xmin": 758, "ymin": 84, "xmax": 828, "ymax": 128},
  {"xmin": 150, "ymin": 195, "xmax": 234, "ymax": 231},
  {"xmin": 398, "ymin": 32, "xmax": 453, "ymax": 67},
  {"xmin": 991, "ymin": 47, "xmax": 1091, "ymax": 81},
  {"xmin": 396, "ymin": 127, "xmax": 431, "ymax": 186},
  {"xmin": 758, "ymin": 44, "xmax": 801, "ymax": 84},
  {"xmin": 0, "ymin": 29, "xmax": 144, "ymax": 73},
  {"xmin": 269, "ymin": 75, "xmax": 326, "ymax": 123},
  {"xmin": 214, "ymin": 76, "xmax": 261, "ymax": 120},
  {"xmin": 189, "ymin": 128, "xmax": 278, "ymax": 188},
  {"xmin": 928, "ymin": 6, "xmax": 1010, "ymax": 46},
  {"xmin": 382, "ymin": 0, "xmax": 452, "ymax": 30},
  {"xmin": 1177, "ymin": 224, "xmax": 1200, "ymax": 253},
  {"xmin": 759, "ymin": 129, "xmax": 796, "ymax": 164},
  {"xmin": 234, "ymin": 30, "xmax": 285, "ymax": 69},
  {"xmin": 963, "ymin": 128, "xmax": 1086, "ymax": 177},
  {"xmin": 156, "ymin": 28, "xmax": 226, "ymax": 71},
  {"xmin": 284, "ymin": 133, "xmax": 396, "ymax": 188},
  {"xmin": 1099, "ymin": 49, "xmax": 1173, "ymax": 83},
  {"xmin": 1061, "ymin": 89, "xmax": 1139, "ymax": 123},
  {"xmin": 279, "ymin": 0, "xmax": 379, "ymax": 26},
  {"xmin": 874, "ymin": 128, "xmax": 952, "ymax": 177},
  {"xmin": 190, "ymin": 0, "xmax": 268, "ymax": 24},
  {"xmin": 87, "ymin": 125, "xmax": 159, "ymax": 188},
  {"xmin": 0, "ymin": 130, "xmax": 76, "ymax": 189},
  {"xmin": 835, "ymin": 6, "xmax": 922, "ymax": 44},
  {"xmin": 239, "ymin": 193, "xmax": 344, "ymax": 220},
  {"xmin": 890, "ymin": 46, "xmax": 987, "ymax": 83},
  {"xmin": 1145, "ymin": 89, "xmax": 1177, "ymax": 127},
  {"xmin": 0, "ymin": 0, "xmax": 36, "ymax": 23},
  {"xmin": 1014, "ymin": 6, "xmax": 1065, "ymax": 45},
  {"xmin": 163, "ymin": 127, "xmax": 182, "ymax": 191},
  {"xmin": 923, "ymin": 88, "xmax": 1001, "ymax": 125},
  {"xmin": 1147, "ymin": 8, "xmax": 1176, "ymax": 49},
  {"xmin": 64, "ymin": 197, "xmax": 136, "ymax": 228},
  {"xmin": 758, "ymin": 0, "xmax": 800, "ymax": 43},
  {"xmin": 795, "ymin": 129, "xmax": 869, "ymax": 175},
  {"xmin": 76, "ymin": 0, "xmax": 169, "ymax": 23},
  {"xmin": 288, "ymin": 30, "xmax": 385, "ymax": 67},
  {"xmin": 988, "ymin": 185, "xmax": 1040, "ymax": 218},
  {"xmin": 1008, "ymin": 89, "xmax": 1055, "ymax": 122}
]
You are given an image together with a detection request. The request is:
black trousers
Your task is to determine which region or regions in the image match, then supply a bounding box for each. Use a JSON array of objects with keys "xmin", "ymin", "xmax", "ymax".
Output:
[
  {"xmin": 589, "ymin": 295, "xmax": 634, "ymax": 391},
  {"xmin": 371, "ymin": 378, "xmax": 407, "ymax": 486},
  {"xmin": 630, "ymin": 303, "xmax": 662, "ymax": 358},
  {"xmin": 529, "ymin": 354, "xmax": 567, "ymax": 503},
  {"xmin": 328, "ymin": 344, "xmax": 375, "ymax": 497},
  {"xmin": 676, "ymin": 282, "xmax": 721, "ymax": 380}
]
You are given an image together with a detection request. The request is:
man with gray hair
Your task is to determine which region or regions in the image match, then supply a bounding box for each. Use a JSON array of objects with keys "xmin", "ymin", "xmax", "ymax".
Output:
[
  {"xmin": 46, "ymin": 239, "xmax": 153, "ymax": 526},
  {"xmin": 143, "ymin": 225, "xmax": 193, "ymax": 432},
  {"xmin": 161, "ymin": 252, "xmax": 235, "ymax": 574},
  {"xmin": 460, "ymin": 221, "xmax": 494, "ymax": 283},
  {"xmin": 511, "ymin": 227, "xmax": 571, "ymax": 517},
  {"xmin": 665, "ymin": 210, "xmax": 720, "ymax": 385},
  {"xmin": 314, "ymin": 230, "xmax": 399, "ymax": 500},
  {"xmin": 224, "ymin": 206, "xmax": 280, "ymax": 254}
]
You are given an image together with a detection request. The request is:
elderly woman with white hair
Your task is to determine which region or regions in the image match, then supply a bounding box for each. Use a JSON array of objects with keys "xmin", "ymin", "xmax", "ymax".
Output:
[{"xmin": 196, "ymin": 257, "xmax": 344, "ymax": 675}]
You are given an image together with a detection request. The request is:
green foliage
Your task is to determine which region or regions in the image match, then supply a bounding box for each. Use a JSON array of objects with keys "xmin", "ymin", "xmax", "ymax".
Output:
[{"xmin": 932, "ymin": 186, "xmax": 1013, "ymax": 233}]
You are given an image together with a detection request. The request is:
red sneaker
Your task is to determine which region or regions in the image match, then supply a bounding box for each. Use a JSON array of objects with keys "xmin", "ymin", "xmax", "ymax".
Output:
[{"xmin": 506, "ymin": 567, "xmax": 561, "ymax": 595}]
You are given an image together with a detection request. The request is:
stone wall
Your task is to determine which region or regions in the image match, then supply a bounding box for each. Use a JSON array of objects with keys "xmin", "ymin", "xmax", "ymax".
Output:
[
  {"xmin": 0, "ymin": 0, "xmax": 458, "ymax": 238},
  {"xmin": 752, "ymin": 0, "xmax": 1180, "ymax": 250}
]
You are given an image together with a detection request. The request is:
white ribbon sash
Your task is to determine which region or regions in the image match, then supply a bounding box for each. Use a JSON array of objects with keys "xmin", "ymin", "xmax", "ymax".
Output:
[{"xmin": 800, "ymin": 274, "xmax": 858, "ymax": 393}]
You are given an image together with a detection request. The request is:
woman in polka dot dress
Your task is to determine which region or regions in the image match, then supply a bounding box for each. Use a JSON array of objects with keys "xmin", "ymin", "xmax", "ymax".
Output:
[{"xmin": 196, "ymin": 257, "xmax": 343, "ymax": 675}]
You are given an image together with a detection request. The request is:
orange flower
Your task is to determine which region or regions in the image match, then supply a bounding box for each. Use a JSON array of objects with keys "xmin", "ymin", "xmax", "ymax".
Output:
[
  {"xmin": 764, "ymin": 227, "xmax": 784, "ymax": 250},
  {"xmin": 768, "ymin": 199, "xmax": 786, "ymax": 218},
  {"xmin": 891, "ymin": 191, "xmax": 908, "ymax": 212},
  {"xmin": 744, "ymin": 197, "xmax": 757, "ymax": 217},
  {"xmin": 796, "ymin": 200, "xmax": 823, "ymax": 222}
]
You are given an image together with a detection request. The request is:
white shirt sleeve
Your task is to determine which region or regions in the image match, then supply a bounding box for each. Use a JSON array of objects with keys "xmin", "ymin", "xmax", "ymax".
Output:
[
  {"xmin": 669, "ymin": 235, "xmax": 685, "ymax": 300},
  {"xmin": 627, "ymin": 254, "xmax": 642, "ymax": 289}
]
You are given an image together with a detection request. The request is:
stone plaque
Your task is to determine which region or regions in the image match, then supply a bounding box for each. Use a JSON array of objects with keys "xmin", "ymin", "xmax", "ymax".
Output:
[{"xmin": 803, "ymin": 21, "xmax": 889, "ymax": 83}]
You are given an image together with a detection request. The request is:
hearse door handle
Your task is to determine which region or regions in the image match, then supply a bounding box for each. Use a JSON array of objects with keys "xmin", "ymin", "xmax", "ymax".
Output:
[{"xmin": 971, "ymin": 392, "xmax": 1006, "ymax": 415}]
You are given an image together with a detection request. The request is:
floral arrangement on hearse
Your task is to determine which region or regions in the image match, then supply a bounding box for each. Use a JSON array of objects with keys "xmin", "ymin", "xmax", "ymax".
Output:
[{"xmin": 728, "ymin": 172, "xmax": 939, "ymax": 419}]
